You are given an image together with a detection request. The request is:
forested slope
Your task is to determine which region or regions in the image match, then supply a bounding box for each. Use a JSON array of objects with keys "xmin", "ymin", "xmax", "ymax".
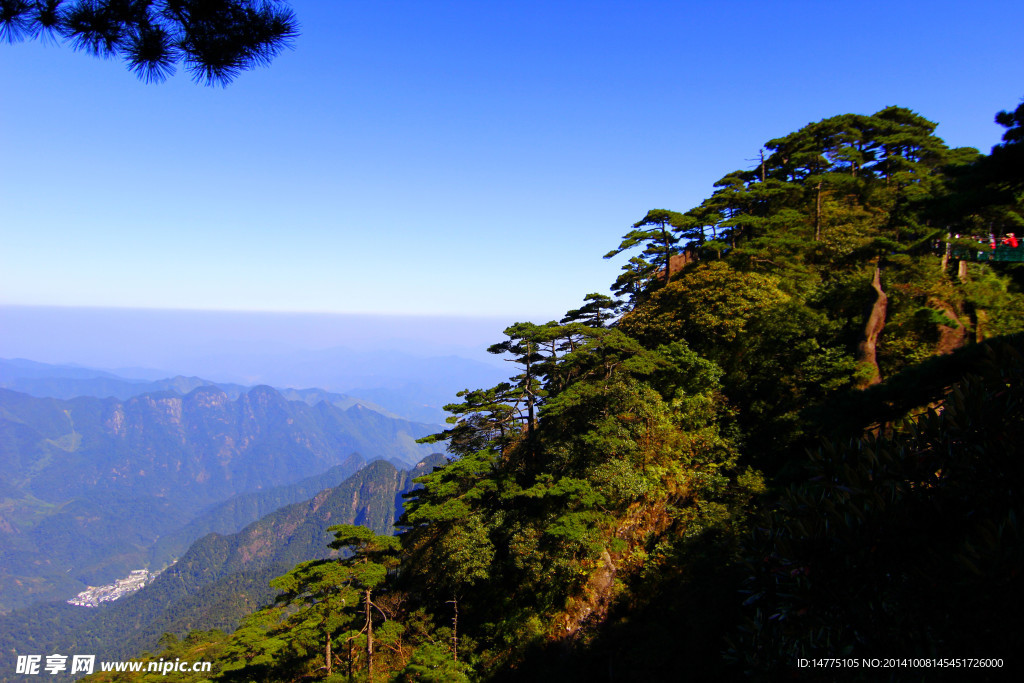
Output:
[
  {"xmin": 0, "ymin": 384, "xmax": 438, "ymax": 611},
  {"xmin": 82, "ymin": 101, "xmax": 1024, "ymax": 682},
  {"xmin": 0, "ymin": 456, "xmax": 443, "ymax": 680}
]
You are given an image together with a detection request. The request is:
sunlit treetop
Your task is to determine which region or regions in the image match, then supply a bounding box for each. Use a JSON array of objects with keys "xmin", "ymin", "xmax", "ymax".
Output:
[{"xmin": 0, "ymin": 0, "xmax": 298, "ymax": 85}]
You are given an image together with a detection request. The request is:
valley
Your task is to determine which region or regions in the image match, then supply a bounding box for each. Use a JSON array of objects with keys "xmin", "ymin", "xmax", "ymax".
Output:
[
  {"xmin": 0, "ymin": 370, "xmax": 445, "ymax": 613},
  {"xmin": 0, "ymin": 455, "xmax": 444, "ymax": 676}
]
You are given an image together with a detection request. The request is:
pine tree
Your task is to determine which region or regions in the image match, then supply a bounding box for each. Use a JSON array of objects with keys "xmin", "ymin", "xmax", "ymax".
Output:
[
  {"xmin": 0, "ymin": 0, "xmax": 297, "ymax": 84},
  {"xmin": 604, "ymin": 209, "xmax": 689, "ymax": 299},
  {"xmin": 328, "ymin": 524, "xmax": 402, "ymax": 682},
  {"xmin": 269, "ymin": 560, "xmax": 358, "ymax": 677}
]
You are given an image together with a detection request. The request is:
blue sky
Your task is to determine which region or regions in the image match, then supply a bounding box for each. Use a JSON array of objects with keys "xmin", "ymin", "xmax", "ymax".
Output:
[{"xmin": 2, "ymin": 0, "xmax": 1023, "ymax": 320}]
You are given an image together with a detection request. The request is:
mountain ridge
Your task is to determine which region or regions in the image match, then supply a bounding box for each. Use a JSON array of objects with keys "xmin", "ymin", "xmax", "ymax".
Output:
[
  {"xmin": 0, "ymin": 357, "xmax": 399, "ymax": 418},
  {"xmin": 0, "ymin": 455, "xmax": 446, "ymax": 676},
  {"xmin": 0, "ymin": 384, "xmax": 441, "ymax": 612}
]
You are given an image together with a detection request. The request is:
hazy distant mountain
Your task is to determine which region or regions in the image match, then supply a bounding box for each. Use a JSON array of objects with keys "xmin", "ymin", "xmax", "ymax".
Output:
[
  {"xmin": 0, "ymin": 359, "xmax": 242, "ymax": 402},
  {"xmin": 54, "ymin": 347, "xmax": 511, "ymax": 424},
  {"xmin": 0, "ymin": 358, "xmax": 128, "ymax": 381},
  {"xmin": 0, "ymin": 456, "xmax": 444, "ymax": 671},
  {"xmin": 0, "ymin": 385, "xmax": 440, "ymax": 612},
  {"xmin": 0, "ymin": 358, "xmax": 397, "ymax": 417},
  {"xmin": 198, "ymin": 348, "xmax": 511, "ymax": 423},
  {"xmin": 1, "ymin": 306, "xmax": 517, "ymax": 425},
  {"xmin": 1, "ymin": 349, "xmax": 510, "ymax": 426}
]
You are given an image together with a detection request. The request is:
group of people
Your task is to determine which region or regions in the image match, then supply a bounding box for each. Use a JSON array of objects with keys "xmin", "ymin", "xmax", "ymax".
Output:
[
  {"xmin": 947, "ymin": 233, "xmax": 1020, "ymax": 250},
  {"xmin": 940, "ymin": 233, "xmax": 1023, "ymax": 263},
  {"xmin": 979, "ymin": 233, "xmax": 1020, "ymax": 249}
]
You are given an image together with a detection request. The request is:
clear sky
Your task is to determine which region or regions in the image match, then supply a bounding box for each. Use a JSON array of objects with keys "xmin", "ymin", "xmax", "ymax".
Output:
[{"xmin": 2, "ymin": 0, "xmax": 1023, "ymax": 320}]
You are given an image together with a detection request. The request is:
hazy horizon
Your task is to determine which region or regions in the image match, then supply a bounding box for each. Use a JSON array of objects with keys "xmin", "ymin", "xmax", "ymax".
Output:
[
  {"xmin": 0, "ymin": 304, "xmax": 524, "ymax": 423},
  {"xmin": 0, "ymin": 304, "xmax": 518, "ymax": 377}
]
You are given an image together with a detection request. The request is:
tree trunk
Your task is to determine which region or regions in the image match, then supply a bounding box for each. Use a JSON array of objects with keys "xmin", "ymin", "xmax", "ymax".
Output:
[
  {"xmin": 941, "ymin": 232, "xmax": 951, "ymax": 272},
  {"xmin": 958, "ymin": 259, "xmax": 969, "ymax": 282},
  {"xmin": 662, "ymin": 222, "xmax": 673, "ymax": 283},
  {"xmin": 326, "ymin": 630, "xmax": 332, "ymax": 676},
  {"xmin": 856, "ymin": 266, "xmax": 888, "ymax": 387},
  {"xmin": 814, "ymin": 180, "xmax": 823, "ymax": 241},
  {"xmin": 525, "ymin": 344, "xmax": 536, "ymax": 459},
  {"xmin": 366, "ymin": 588, "xmax": 373, "ymax": 681},
  {"xmin": 451, "ymin": 596, "xmax": 459, "ymax": 662}
]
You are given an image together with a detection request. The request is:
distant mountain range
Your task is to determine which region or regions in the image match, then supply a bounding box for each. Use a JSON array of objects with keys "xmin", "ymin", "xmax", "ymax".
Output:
[
  {"xmin": 193, "ymin": 346, "xmax": 510, "ymax": 423},
  {"xmin": 0, "ymin": 357, "xmax": 398, "ymax": 417},
  {"xmin": 1, "ymin": 348, "xmax": 511, "ymax": 424},
  {"xmin": 0, "ymin": 379, "xmax": 442, "ymax": 612},
  {"xmin": 0, "ymin": 456, "xmax": 444, "ymax": 674}
]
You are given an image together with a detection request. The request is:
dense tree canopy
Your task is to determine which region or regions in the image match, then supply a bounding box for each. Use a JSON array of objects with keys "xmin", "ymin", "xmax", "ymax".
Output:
[{"xmin": 0, "ymin": 0, "xmax": 297, "ymax": 84}]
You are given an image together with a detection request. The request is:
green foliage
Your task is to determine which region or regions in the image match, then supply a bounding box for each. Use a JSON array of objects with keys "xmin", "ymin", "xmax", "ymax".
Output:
[
  {"xmin": 961, "ymin": 264, "xmax": 1024, "ymax": 338},
  {"xmin": 604, "ymin": 209, "xmax": 689, "ymax": 297},
  {"xmin": 80, "ymin": 629, "xmax": 231, "ymax": 683},
  {"xmin": 392, "ymin": 296, "xmax": 762, "ymax": 677},
  {"xmin": 394, "ymin": 642, "xmax": 472, "ymax": 682},
  {"xmin": 215, "ymin": 525, "xmax": 405, "ymax": 681},
  {"xmin": 218, "ymin": 610, "xmax": 289, "ymax": 678},
  {"xmin": 560, "ymin": 292, "xmax": 624, "ymax": 328},
  {"xmin": 618, "ymin": 261, "xmax": 789, "ymax": 350},
  {"xmin": 0, "ymin": 0, "xmax": 298, "ymax": 85}
]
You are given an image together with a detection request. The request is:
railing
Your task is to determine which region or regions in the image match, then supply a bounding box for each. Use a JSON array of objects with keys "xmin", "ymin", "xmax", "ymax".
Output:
[{"xmin": 953, "ymin": 245, "xmax": 1024, "ymax": 263}]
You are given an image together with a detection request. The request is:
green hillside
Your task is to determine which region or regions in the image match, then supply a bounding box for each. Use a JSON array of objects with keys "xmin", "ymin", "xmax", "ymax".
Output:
[
  {"xmin": 0, "ymin": 456, "xmax": 444, "ymax": 678},
  {"xmin": 0, "ymin": 385, "xmax": 440, "ymax": 612},
  {"xmin": 147, "ymin": 454, "xmax": 366, "ymax": 568}
]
